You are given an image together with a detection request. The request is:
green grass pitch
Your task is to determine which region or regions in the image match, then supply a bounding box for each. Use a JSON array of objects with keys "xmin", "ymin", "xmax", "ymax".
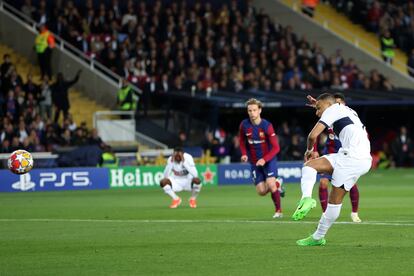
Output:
[{"xmin": 1, "ymin": 169, "xmax": 414, "ymax": 275}]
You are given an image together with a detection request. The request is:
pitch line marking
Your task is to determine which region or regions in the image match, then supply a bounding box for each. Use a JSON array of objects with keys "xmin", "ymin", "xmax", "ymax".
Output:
[{"xmin": 0, "ymin": 218, "xmax": 414, "ymax": 227}]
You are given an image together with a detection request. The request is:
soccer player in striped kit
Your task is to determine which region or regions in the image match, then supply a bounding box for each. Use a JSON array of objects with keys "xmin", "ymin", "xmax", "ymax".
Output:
[
  {"xmin": 309, "ymin": 93, "xmax": 362, "ymax": 223},
  {"xmin": 239, "ymin": 98, "xmax": 284, "ymax": 218}
]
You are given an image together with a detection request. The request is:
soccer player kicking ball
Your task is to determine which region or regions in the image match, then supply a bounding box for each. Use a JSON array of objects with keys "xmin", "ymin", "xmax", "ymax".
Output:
[
  {"xmin": 293, "ymin": 93, "xmax": 371, "ymax": 246},
  {"xmin": 309, "ymin": 93, "xmax": 362, "ymax": 223},
  {"xmin": 159, "ymin": 147, "xmax": 202, "ymax": 208},
  {"xmin": 239, "ymin": 98, "xmax": 284, "ymax": 218}
]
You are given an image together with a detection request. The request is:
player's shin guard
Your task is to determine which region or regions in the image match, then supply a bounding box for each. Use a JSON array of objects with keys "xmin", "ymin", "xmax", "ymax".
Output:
[
  {"xmin": 163, "ymin": 185, "xmax": 179, "ymax": 200},
  {"xmin": 319, "ymin": 186, "xmax": 328, "ymax": 212},
  {"xmin": 350, "ymin": 185, "xmax": 359, "ymax": 213},
  {"xmin": 312, "ymin": 203, "xmax": 342, "ymax": 240},
  {"xmin": 301, "ymin": 166, "xmax": 317, "ymax": 198},
  {"xmin": 191, "ymin": 184, "xmax": 202, "ymax": 199},
  {"xmin": 271, "ymin": 190, "xmax": 281, "ymax": 212}
]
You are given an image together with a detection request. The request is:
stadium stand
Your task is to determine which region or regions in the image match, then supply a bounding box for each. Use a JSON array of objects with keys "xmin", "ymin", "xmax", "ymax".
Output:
[
  {"xmin": 1, "ymin": 0, "xmax": 413, "ymax": 167},
  {"xmin": 6, "ymin": 0, "xmax": 401, "ymax": 94},
  {"xmin": 306, "ymin": 0, "xmax": 414, "ymax": 76}
]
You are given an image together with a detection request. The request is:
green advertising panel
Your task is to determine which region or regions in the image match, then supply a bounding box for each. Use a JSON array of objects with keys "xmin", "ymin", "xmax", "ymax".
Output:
[{"xmin": 110, "ymin": 165, "xmax": 217, "ymax": 188}]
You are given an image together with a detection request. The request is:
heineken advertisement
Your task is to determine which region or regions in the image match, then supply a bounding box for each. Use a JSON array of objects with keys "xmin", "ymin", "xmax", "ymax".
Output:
[{"xmin": 109, "ymin": 165, "xmax": 218, "ymax": 188}]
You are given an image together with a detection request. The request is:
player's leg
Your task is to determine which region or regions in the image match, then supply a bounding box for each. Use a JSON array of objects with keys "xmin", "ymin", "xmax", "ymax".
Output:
[
  {"xmin": 263, "ymin": 160, "xmax": 283, "ymax": 218},
  {"xmin": 349, "ymin": 184, "xmax": 361, "ymax": 222},
  {"xmin": 297, "ymin": 186, "xmax": 347, "ymax": 246},
  {"xmin": 189, "ymin": 177, "xmax": 202, "ymax": 208},
  {"xmin": 292, "ymin": 156, "xmax": 334, "ymax": 221},
  {"xmin": 255, "ymin": 182, "xmax": 268, "ymax": 196},
  {"xmin": 264, "ymin": 177, "xmax": 282, "ymax": 218},
  {"xmin": 253, "ymin": 165, "xmax": 267, "ymax": 196},
  {"xmin": 297, "ymin": 156, "xmax": 371, "ymax": 245},
  {"xmin": 319, "ymin": 177, "xmax": 329, "ymax": 212},
  {"xmin": 160, "ymin": 178, "xmax": 182, "ymax": 208}
]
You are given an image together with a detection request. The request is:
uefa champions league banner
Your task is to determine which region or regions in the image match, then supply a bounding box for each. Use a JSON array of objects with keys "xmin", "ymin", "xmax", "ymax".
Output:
[
  {"xmin": 0, "ymin": 168, "xmax": 109, "ymax": 192},
  {"xmin": 109, "ymin": 165, "xmax": 218, "ymax": 188},
  {"xmin": 217, "ymin": 161, "xmax": 303, "ymax": 185}
]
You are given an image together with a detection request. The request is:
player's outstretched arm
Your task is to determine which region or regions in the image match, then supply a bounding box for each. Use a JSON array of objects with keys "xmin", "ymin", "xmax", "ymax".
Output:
[{"xmin": 306, "ymin": 95, "xmax": 317, "ymax": 108}]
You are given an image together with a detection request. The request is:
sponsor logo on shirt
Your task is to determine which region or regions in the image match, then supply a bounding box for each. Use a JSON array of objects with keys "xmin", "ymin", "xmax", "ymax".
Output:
[{"xmin": 247, "ymin": 139, "xmax": 265, "ymax": 144}]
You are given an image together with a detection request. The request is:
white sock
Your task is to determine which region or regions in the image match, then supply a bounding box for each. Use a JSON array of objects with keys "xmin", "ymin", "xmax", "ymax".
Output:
[
  {"xmin": 191, "ymin": 184, "xmax": 202, "ymax": 199},
  {"xmin": 163, "ymin": 185, "xmax": 178, "ymax": 200},
  {"xmin": 301, "ymin": 166, "xmax": 317, "ymax": 198},
  {"xmin": 312, "ymin": 203, "xmax": 342, "ymax": 240}
]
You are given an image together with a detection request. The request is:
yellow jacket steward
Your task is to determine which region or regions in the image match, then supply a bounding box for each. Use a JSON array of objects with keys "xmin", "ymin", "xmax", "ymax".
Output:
[
  {"xmin": 35, "ymin": 30, "xmax": 56, "ymax": 54},
  {"xmin": 100, "ymin": 152, "xmax": 119, "ymax": 168},
  {"xmin": 117, "ymin": 85, "xmax": 137, "ymax": 111}
]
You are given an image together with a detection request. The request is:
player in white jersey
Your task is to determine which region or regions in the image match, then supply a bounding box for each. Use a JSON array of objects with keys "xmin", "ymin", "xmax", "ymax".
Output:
[
  {"xmin": 292, "ymin": 93, "xmax": 372, "ymax": 246},
  {"xmin": 160, "ymin": 147, "xmax": 202, "ymax": 208}
]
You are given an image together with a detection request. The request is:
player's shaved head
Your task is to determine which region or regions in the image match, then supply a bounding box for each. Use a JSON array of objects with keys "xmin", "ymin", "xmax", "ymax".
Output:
[
  {"xmin": 317, "ymin": 93, "xmax": 336, "ymax": 104},
  {"xmin": 245, "ymin": 98, "xmax": 263, "ymax": 109}
]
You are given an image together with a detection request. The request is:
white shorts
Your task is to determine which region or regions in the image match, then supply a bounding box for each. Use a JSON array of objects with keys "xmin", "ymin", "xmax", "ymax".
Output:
[
  {"xmin": 169, "ymin": 175, "xmax": 193, "ymax": 192},
  {"xmin": 323, "ymin": 152, "xmax": 372, "ymax": 191}
]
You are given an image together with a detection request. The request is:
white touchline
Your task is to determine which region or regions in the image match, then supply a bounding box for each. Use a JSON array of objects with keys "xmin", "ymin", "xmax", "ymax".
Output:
[{"xmin": 0, "ymin": 218, "xmax": 414, "ymax": 226}]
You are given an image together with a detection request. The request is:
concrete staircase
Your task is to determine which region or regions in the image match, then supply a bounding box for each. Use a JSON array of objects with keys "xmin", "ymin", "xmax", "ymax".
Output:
[{"xmin": 0, "ymin": 43, "xmax": 107, "ymax": 128}]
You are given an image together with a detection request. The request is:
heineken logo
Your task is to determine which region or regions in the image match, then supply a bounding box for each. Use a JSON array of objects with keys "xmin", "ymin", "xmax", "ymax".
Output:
[
  {"xmin": 110, "ymin": 168, "xmax": 164, "ymax": 187},
  {"xmin": 110, "ymin": 166, "xmax": 217, "ymax": 188}
]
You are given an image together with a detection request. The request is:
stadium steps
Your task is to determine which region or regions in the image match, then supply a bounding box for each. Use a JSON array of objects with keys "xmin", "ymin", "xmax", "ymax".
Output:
[
  {"xmin": 280, "ymin": 0, "xmax": 408, "ymax": 75},
  {"xmin": 0, "ymin": 43, "xmax": 108, "ymax": 129}
]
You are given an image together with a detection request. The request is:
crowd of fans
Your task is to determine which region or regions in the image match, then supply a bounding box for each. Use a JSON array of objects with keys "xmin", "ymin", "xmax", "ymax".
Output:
[
  {"xmin": 2, "ymin": 0, "xmax": 411, "ymax": 166},
  {"xmin": 0, "ymin": 54, "xmax": 105, "ymax": 153},
  {"xmin": 10, "ymin": 0, "xmax": 395, "ymax": 93},
  {"xmin": 327, "ymin": 1, "xmax": 414, "ymax": 74}
]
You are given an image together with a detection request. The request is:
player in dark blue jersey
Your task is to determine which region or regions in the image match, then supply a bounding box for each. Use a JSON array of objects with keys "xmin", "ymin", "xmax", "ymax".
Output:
[
  {"xmin": 239, "ymin": 98, "xmax": 284, "ymax": 218},
  {"xmin": 309, "ymin": 93, "xmax": 361, "ymax": 223}
]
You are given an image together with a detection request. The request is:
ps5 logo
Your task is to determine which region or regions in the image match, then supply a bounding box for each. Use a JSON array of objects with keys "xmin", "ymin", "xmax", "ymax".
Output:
[
  {"xmin": 11, "ymin": 172, "xmax": 90, "ymax": 191},
  {"xmin": 39, "ymin": 172, "xmax": 90, "ymax": 187},
  {"xmin": 12, "ymin": 173, "xmax": 36, "ymax": 191}
]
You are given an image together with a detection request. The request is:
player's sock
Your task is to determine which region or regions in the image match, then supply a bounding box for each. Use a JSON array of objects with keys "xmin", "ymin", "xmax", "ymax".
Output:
[
  {"xmin": 350, "ymin": 184, "xmax": 359, "ymax": 213},
  {"xmin": 271, "ymin": 190, "xmax": 281, "ymax": 212},
  {"xmin": 301, "ymin": 166, "xmax": 317, "ymax": 198},
  {"xmin": 191, "ymin": 184, "xmax": 202, "ymax": 199},
  {"xmin": 163, "ymin": 185, "xmax": 178, "ymax": 200},
  {"xmin": 319, "ymin": 186, "xmax": 328, "ymax": 212},
  {"xmin": 312, "ymin": 203, "xmax": 342, "ymax": 240}
]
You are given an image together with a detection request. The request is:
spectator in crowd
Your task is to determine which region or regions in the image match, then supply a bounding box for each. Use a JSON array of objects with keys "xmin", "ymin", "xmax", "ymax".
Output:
[
  {"xmin": 21, "ymin": 0, "xmax": 36, "ymax": 19},
  {"xmin": 391, "ymin": 126, "xmax": 414, "ymax": 167},
  {"xmin": 39, "ymin": 75, "xmax": 52, "ymax": 119},
  {"xmin": 51, "ymin": 70, "xmax": 82, "ymax": 123}
]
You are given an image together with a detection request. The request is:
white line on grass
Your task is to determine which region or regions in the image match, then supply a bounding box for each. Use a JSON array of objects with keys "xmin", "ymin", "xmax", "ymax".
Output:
[{"xmin": 0, "ymin": 218, "xmax": 414, "ymax": 227}]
